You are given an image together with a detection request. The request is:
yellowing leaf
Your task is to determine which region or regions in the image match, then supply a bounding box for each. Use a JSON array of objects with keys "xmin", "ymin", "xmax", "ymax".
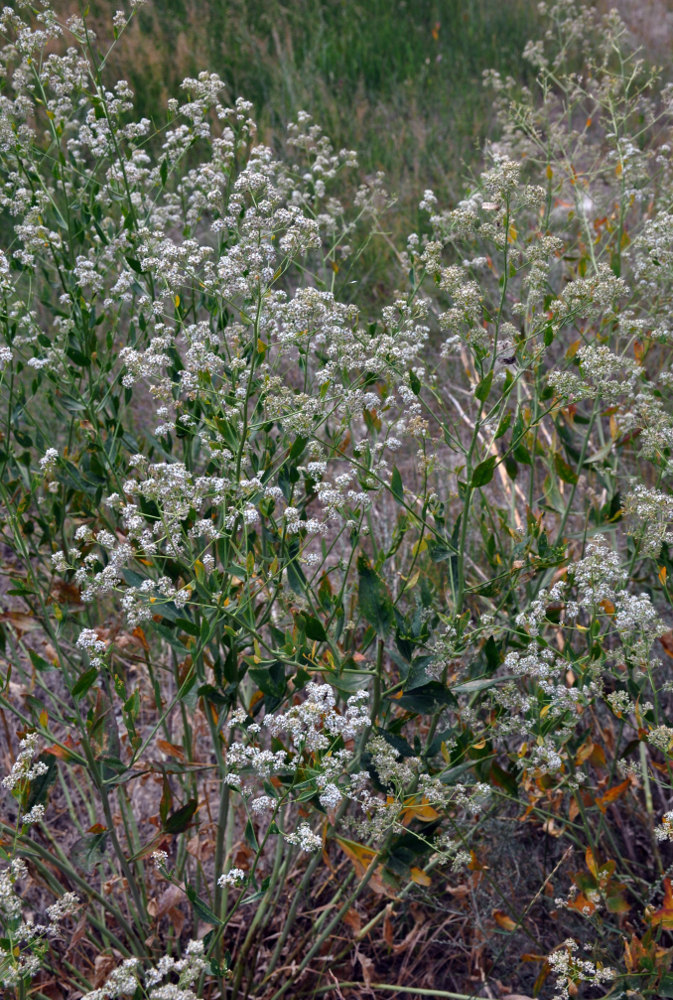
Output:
[
  {"xmin": 595, "ymin": 778, "xmax": 630, "ymax": 813},
  {"xmin": 335, "ymin": 837, "xmax": 394, "ymax": 897},
  {"xmin": 411, "ymin": 538, "xmax": 427, "ymax": 557},
  {"xmin": 650, "ymin": 877, "xmax": 673, "ymax": 929},
  {"xmin": 249, "ymin": 689, "xmax": 264, "ymax": 711},
  {"xmin": 546, "ymin": 163, "xmax": 553, "ymax": 180},
  {"xmin": 659, "ymin": 566, "xmax": 667, "ymax": 585},
  {"xmin": 468, "ymin": 850, "xmax": 489, "ymax": 872},
  {"xmin": 493, "ymin": 909, "xmax": 517, "ymax": 931},
  {"xmin": 567, "ymin": 892, "xmax": 597, "ymax": 917},
  {"xmin": 335, "ymin": 837, "xmax": 377, "ymax": 877},
  {"xmin": 399, "ymin": 796, "xmax": 440, "ymax": 824},
  {"xmin": 575, "ymin": 740, "xmax": 594, "ymax": 766},
  {"xmin": 410, "ymin": 866, "xmax": 431, "ymax": 886},
  {"xmin": 157, "ymin": 740, "xmax": 185, "ymax": 761},
  {"xmin": 585, "ymin": 846, "xmax": 598, "ymax": 879}
]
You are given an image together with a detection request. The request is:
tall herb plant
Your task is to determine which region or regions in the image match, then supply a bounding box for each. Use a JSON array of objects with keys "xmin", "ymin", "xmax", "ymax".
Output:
[{"xmin": 1, "ymin": 2, "xmax": 673, "ymax": 997}]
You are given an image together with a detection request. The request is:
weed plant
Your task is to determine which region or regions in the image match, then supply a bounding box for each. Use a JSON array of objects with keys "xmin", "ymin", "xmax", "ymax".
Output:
[{"xmin": 2, "ymin": 2, "xmax": 673, "ymax": 999}]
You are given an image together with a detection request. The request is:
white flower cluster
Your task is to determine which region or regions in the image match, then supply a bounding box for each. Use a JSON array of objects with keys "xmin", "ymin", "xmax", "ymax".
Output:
[
  {"xmin": 623, "ymin": 484, "xmax": 673, "ymax": 557},
  {"xmin": 2, "ymin": 733, "xmax": 48, "ymax": 791},
  {"xmin": 655, "ymin": 811, "xmax": 673, "ymax": 842},
  {"xmin": 547, "ymin": 939, "xmax": 615, "ymax": 1000},
  {"xmin": 217, "ymin": 867, "xmax": 247, "ymax": 887},
  {"xmin": 39, "ymin": 447, "xmax": 58, "ymax": 474},
  {"xmin": 283, "ymin": 822, "xmax": 322, "ymax": 853},
  {"xmin": 264, "ymin": 684, "xmax": 370, "ymax": 751},
  {"xmin": 82, "ymin": 939, "xmax": 207, "ymax": 1000},
  {"xmin": 76, "ymin": 628, "xmax": 107, "ymax": 667},
  {"xmin": 0, "ymin": 855, "xmax": 79, "ymax": 989}
]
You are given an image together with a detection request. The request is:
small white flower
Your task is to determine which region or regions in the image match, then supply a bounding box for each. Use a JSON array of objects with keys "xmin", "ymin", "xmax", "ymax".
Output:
[
  {"xmin": 46, "ymin": 892, "xmax": 79, "ymax": 922},
  {"xmin": 39, "ymin": 448, "xmax": 58, "ymax": 473},
  {"xmin": 284, "ymin": 822, "xmax": 322, "ymax": 853},
  {"xmin": 21, "ymin": 803, "xmax": 45, "ymax": 825},
  {"xmin": 217, "ymin": 867, "xmax": 246, "ymax": 887},
  {"xmin": 151, "ymin": 850, "xmax": 168, "ymax": 871}
]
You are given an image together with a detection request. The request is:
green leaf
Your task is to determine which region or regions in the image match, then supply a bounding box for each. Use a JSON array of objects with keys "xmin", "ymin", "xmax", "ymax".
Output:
[
  {"xmin": 471, "ymin": 455, "xmax": 496, "ymax": 488},
  {"xmin": 286, "ymin": 558, "xmax": 307, "ymax": 595},
  {"xmin": 175, "ymin": 617, "xmax": 200, "ymax": 637},
  {"xmin": 186, "ymin": 884, "xmax": 221, "ymax": 925},
  {"xmin": 71, "ymin": 832, "xmax": 109, "ymax": 872},
  {"xmin": 475, "ymin": 370, "xmax": 493, "ymax": 403},
  {"xmin": 289, "ymin": 435, "xmax": 308, "ymax": 461},
  {"xmin": 494, "ymin": 410, "xmax": 512, "ymax": 440},
  {"xmin": 163, "ymin": 797, "xmax": 198, "ymax": 834},
  {"xmin": 71, "ymin": 667, "xmax": 98, "ymax": 701},
  {"xmin": 28, "ymin": 649, "xmax": 54, "ymax": 672},
  {"xmin": 249, "ymin": 661, "xmax": 286, "ymax": 699},
  {"xmin": 391, "ymin": 465, "xmax": 404, "ymax": 505},
  {"xmin": 554, "ymin": 452, "xmax": 578, "ymax": 484},
  {"xmin": 302, "ymin": 614, "xmax": 327, "ymax": 642},
  {"xmin": 26, "ymin": 753, "xmax": 57, "ymax": 810},
  {"xmin": 357, "ymin": 554, "xmax": 394, "ymax": 637},
  {"xmin": 244, "ymin": 819, "xmax": 259, "ymax": 851},
  {"xmin": 396, "ymin": 682, "xmax": 456, "ymax": 714},
  {"xmin": 409, "ymin": 370, "xmax": 421, "ymax": 395}
]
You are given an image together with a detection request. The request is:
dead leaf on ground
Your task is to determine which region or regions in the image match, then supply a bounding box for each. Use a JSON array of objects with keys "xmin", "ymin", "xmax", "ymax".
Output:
[
  {"xmin": 342, "ymin": 907, "xmax": 362, "ymax": 934},
  {"xmin": 355, "ymin": 946, "xmax": 375, "ymax": 986},
  {"xmin": 93, "ymin": 954, "xmax": 119, "ymax": 988}
]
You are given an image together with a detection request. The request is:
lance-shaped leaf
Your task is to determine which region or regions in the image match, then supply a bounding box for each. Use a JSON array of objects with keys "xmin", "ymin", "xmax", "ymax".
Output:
[{"xmin": 357, "ymin": 554, "xmax": 394, "ymax": 637}]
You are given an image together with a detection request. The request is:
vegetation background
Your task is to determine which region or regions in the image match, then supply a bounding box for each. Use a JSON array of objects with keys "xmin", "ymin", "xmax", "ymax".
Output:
[{"xmin": 71, "ymin": 0, "xmax": 673, "ymax": 300}]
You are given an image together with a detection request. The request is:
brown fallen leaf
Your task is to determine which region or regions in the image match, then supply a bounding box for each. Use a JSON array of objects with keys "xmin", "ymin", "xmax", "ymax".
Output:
[
  {"xmin": 661, "ymin": 630, "xmax": 673, "ymax": 658},
  {"xmin": 493, "ymin": 909, "xmax": 518, "ymax": 931},
  {"xmin": 342, "ymin": 907, "xmax": 361, "ymax": 934}
]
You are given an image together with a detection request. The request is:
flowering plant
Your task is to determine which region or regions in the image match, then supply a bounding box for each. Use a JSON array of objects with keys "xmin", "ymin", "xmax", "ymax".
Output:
[{"xmin": 1, "ymin": 1, "xmax": 673, "ymax": 997}]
